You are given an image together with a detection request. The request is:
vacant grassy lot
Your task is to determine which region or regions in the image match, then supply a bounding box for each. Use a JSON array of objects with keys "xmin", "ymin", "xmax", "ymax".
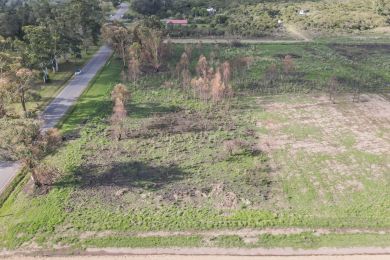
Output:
[{"xmin": 0, "ymin": 42, "xmax": 389, "ymax": 250}]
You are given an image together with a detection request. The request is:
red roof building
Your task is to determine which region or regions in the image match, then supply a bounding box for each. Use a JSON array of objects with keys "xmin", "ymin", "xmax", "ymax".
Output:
[{"xmin": 166, "ymin": 19, "xmax": 188, "ymax": 26}]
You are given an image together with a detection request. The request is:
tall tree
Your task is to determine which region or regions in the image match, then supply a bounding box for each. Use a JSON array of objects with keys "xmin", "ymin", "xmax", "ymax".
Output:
[
  {"xmin": 20, "ymin": 25, "xmax": 53, "ymax": 83},
  {"xmin": 15, "ymin": 68, "xmax": 37, "ymax": 116},
  {"xmin": 102, "ymin": 22, "xmax": 132, "ymax": 68},
  {"xmin": 0, "ymin": 118, "xmax": 61, "ymax": 186},
  {"xmin": 69, "ymin": 0, "xmax": 104, "ymax": 45},
  {"xmin": 136, "ymin": 27, "xmax": 165, "ymax": 72}
]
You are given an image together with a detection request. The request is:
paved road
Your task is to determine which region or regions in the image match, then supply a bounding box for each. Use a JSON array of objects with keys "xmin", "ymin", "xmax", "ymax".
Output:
[
  {"xmin": 0, "ymin": 162, "xmax": 20, "ymax": 195},
  {"xmin": 42, "ymin": 2, "xmax": 129, "ymax": 129},
  {"xmin": 41, "ymin": 45, "xmax": 113, "ymax": 129},
  {"xmin": 0, "ymin": 3, "xmax": 129, "ymax": 196}
]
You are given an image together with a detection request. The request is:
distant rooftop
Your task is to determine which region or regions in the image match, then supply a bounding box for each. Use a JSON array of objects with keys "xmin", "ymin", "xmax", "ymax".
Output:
[{"xmin": 166, "ymin": 19, "xmax": 188, "ymax": 25}]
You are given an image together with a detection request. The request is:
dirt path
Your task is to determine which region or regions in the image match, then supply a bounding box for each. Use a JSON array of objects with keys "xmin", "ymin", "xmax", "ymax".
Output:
[
  {"xmin": 85, "ymin": 247, "xmax": 390, "ymax": 256},
  {"xmin": 77, "ymin": 227, "xmax": 390, "ymax": 240},
  {"xmin": 165, "ymin": 38, "xmax": 309, "ymax": 44},
  {"xmin": 166, "ymin": 25, "xmax": 312, "ymax": 45},
  {"xmin": 4, "ymin": 256, "xmax": 390, "ymax": 260},
  {"xmin": 284, "ymin": 24, "xmax": 312, "ymax": 41}
]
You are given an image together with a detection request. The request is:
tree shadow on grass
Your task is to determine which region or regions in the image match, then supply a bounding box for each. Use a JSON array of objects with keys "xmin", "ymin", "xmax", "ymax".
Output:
[{"xmin": 55, "ymin": 161, "xmax": 187, "ymax": 192}]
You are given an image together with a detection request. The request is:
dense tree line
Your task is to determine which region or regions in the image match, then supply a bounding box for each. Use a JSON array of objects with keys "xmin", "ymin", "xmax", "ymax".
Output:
[
  {"xmin": 132, "ymin": 0, "xmax": 389, "ymax": 37},
  {"xmin": 0, "ymin": 0, "xmax": 110, "ymax": 117},
  {"xmin": 0, "ymin": 0, "xmax": 118, "ymax": 188}
]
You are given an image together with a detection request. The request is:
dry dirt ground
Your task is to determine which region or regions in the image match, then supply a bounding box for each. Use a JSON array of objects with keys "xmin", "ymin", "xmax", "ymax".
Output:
[
  {"xmin": 255, "ymin": 93, "xmax": 390, "ymax": 210},
  {"xmin": 4, "ymin": 255, "xmax": 390, "ymax": 260}
]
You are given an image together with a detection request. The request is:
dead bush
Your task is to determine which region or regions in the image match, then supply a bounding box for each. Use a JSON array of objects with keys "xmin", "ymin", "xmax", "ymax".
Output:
[
  {"xmin": 32, "ymin": 163, "xmax": 60, "ymax": 186},
  {"xmin": 223, "ymin": 139, "xmax": 250, "ymax": 156},
  {"xmin": 176, "ymin": 52, "xmax": 191, "ymax": 89},
  {"xmin": 283, "ymin": 55, "xmax": 294, "ymax": 74},
  {"xmin": 265, "ymin": 63, "xmax": 279, "ymax": 84},
  {"xmin": 327, "ymin": 76, "xmax": 339, "ymax": 103},
  {"xmin": 110, "ymin": 84, "xmax": 130, "ymax": 140}
]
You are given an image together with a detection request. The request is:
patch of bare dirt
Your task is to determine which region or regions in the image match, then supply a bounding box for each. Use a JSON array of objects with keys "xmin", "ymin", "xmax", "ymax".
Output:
[
  {"xmin": 257, "ymin": 94, "xmax": 390, "ymax": 155},
  {"xmin": 128, "ymin": 110, "xmax": 236, "ymax": 139}
]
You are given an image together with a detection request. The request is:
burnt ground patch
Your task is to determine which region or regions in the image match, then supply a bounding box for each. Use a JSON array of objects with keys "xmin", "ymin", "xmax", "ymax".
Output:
[
  {"xmin": 328, "ymin": 43, "xmax": 390, "ymax": 60},
  {"xmin": 127, "ymin": 109, "xmax": 236, "ymax": 139}
]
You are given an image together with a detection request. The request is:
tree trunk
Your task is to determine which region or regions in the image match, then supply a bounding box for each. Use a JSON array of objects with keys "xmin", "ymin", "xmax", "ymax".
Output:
[
  {"xmin": 55, "ymin": 57, "xmax": 59, "ymax": 72},
  {"xmin": 20, "ymin": 88, "xmax": 27, "ymax": 116}
]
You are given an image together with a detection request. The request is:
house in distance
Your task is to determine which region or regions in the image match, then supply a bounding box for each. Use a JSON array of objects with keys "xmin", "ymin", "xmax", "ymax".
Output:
[{"xmin": 165, "ymin": 19, "xmax": 188, "ymax": 28}]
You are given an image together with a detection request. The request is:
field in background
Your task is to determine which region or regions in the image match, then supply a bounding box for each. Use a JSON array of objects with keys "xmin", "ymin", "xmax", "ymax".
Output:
[{"xmin": 0, "ymin": 41, "xmax": 389, "ymax": 250}]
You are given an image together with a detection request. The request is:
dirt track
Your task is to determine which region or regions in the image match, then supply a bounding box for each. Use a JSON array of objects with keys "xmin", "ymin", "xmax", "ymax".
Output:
[{"xmin": 5, "ymin": 256, "xmax": 390, "ymax": 260}]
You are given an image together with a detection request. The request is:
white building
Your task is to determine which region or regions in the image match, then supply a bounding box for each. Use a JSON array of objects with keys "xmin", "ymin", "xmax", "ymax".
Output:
[{"xmin": 207, "ymin": 7, "xmax": 216, "ymax": 15}]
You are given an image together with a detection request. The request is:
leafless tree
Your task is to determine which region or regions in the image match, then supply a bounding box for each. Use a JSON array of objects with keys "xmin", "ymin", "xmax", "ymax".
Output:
[
  {"xmin": 111, "ymin": 84, "xmax": 130, "ymax": 140},
  {"xmin": 137, "ymin": 27, "xmax": 164, "ymax": 72}
]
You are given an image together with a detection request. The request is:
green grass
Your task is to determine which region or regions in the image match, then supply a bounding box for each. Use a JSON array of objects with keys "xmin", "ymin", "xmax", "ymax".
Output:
[
  {"xmin": 59, "ymin": 58, "xmax": 121, "ymax": 133},
  {"xmin": 84, "ymin": 235, "xmax": 203, "ymax": 248},
  {"xmin": 214, "ymin": 232, "xmax": 390, "ymax": 249},
  {"xmin": 0, "ymin": 42, "xmax": 389, "ymax": 250}
]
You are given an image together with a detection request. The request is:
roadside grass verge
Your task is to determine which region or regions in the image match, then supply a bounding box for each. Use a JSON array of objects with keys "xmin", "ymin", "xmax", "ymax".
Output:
[
  {"xmin": 6, "ymin": 47, "xmax": 100, "ymax": 117},
  {"xmin": 81, "ymin": 232, "xmax": 390, "ymax": 249},
  {"xmin": 58, "ymin": 57, "xmax": 121, "ymax": 133}
]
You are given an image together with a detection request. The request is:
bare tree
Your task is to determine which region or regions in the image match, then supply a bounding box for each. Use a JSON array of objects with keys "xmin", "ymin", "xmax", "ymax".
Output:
[
  {"xmin": 111, "ymin": 84, "xmax": 130, "ymax": 140},
  {"xmin": 176, "ymin": 52, "xmax": 191, "ymax": 89},
  {"xmin": 192, "ymin": 55, "xmax": 212, "ymax": 100},
  {"xmin": 137, "ymin": 27, "xmax": 164, "ymax": 72},
  {"xmin": 211, "ymin": 62, "xmax": 233, "ymax": 102},
  {"xmin": 196, "ymin": 55, "xmax": 209, "ymax": 79},
  {"xmin": 126, "ymin": 43, "xmax": 141, "ymax": 83},
  {"xmin": 211, "ymin": 68, "xmax": 224, "ymax": 102},
  {"xmin": 184, "ymin": 44, "xmax": 193, "ymax": 60}
]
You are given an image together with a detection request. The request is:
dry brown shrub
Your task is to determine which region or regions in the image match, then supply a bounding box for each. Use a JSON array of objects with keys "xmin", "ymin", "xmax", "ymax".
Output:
[
  {"xmin": 32, "ymin": 163, "xmax": 59, "ymax": 186},
  {"xmin": 196, "ymin": 55, "xmax": 209, "ymax": 78},
  {"xmin": 191, "ymin": 55, "xmax": 213, "ymax": 100},
  {"xmin": 196, "ymin": 40, "xmax": 203, "ymax": 49},
  {"xmin": 221, "ymin": 61, "xmax": 231, "ymax": 86},
  {"xmin": 128, "ymin": 57, "xmax": 141, "ymax": 83},
  {"xmin": 111, "ymin": 83, "xmax": 130, "ymax": 104},
  {"xmin": 43, "ymin": 128, "xmax": 62, "ymax": 150},
  {"xmin": 211, "ymin": 68, "xmax": 225, "ymax": 102},
  {"xmin": 223, "ymin": 139, "xmax": 248, "ymax": 156},
  {"xmin": 110, "ymin": 84, "xmax": 130, "ymax": 140},
  {"xmin": 111, "ymin": 99, "xmax": 127, "ymax": 122},
  {"xmin": 209, "ymin": 50, "xmax": 217, "ymax": 66},
  {"xmin": 283, "ymin": 55, "xmax": 294, "ymax": 74},
  {"xmin": 184, "ymin": 44, "xmax": 193, "ymax": 60},
  {"xmin": 328, "ymin": 76, "xmax": 339, "ymax": 103},
  {"xmin": 176, "ymin": 52, "xmax": 191, "ymax": 89},
  {"xmin": 265, "ymin": 63, "xmax": 278, "ymax": 83}
]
